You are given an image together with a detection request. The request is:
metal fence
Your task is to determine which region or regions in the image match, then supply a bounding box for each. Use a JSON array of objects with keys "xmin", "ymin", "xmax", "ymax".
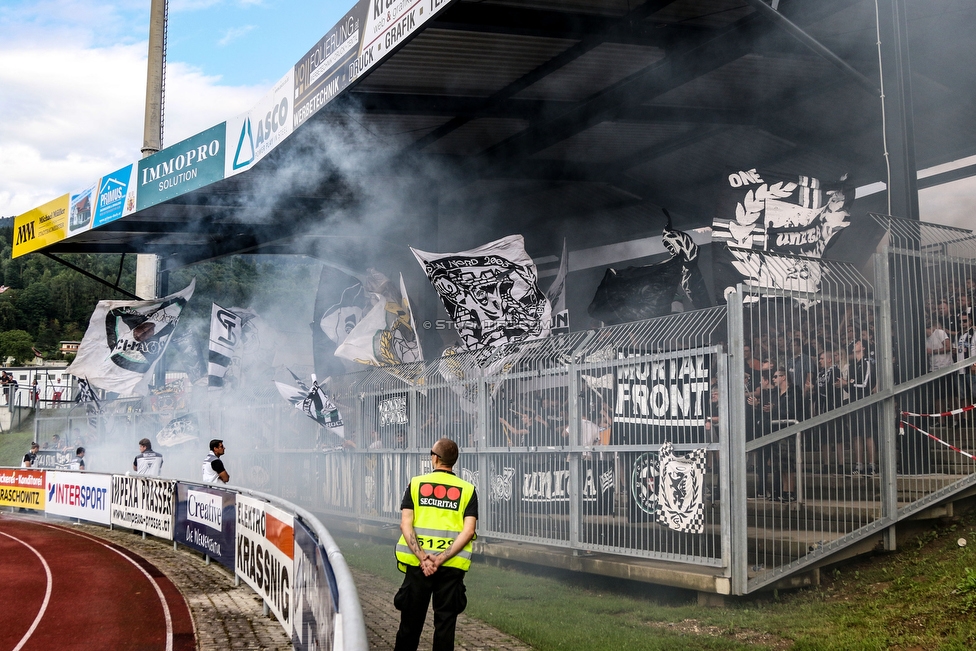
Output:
[{"xmin": 32, "ymin": 217, "xmax": 976, "ymax": 595}]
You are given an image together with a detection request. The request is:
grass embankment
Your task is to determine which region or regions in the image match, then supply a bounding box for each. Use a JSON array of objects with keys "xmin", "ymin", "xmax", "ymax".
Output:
[
  {"xmin": 337, "ymin": 504, "xmax": 976, "ymax": 650},
  {"xmin": 0, "ymin": 417, "xmax": 33, "ymax": 466}
]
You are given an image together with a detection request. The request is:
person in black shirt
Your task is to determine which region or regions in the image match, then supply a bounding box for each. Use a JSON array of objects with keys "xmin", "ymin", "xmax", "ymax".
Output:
[
  {"xmin": 812, "ymin": 349, "xmax": 846, "ymax": 473},
  {"xmin": 768, "ymin": 368, "xmax": 801, "ymax": 502},
  {"xmin": 22, "ymin": 442, "xmax": 39, "ymax": 467},
  {"xmin": 842, "ymin": 340, "xmax": 877, "ymax": 475}
]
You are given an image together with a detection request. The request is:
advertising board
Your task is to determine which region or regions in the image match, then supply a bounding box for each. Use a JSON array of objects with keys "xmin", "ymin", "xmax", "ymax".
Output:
[
  {"xmin": 226, "ymin": 70, "xmax": 294, "ymax": 177},
  {"xmin": 137, "ymin": 124, "xmax": 226, "ymax": 211},
  {"xmin": 93, "ymin": 164, "xmax": 138, "ymax": 228},
  {"xmin": 12, "ymin": 194, "xmax": 69, "ymax": 258},
  {"xmin": 292, "ymin": 518, "xmax": 339, "ymax": 651},
  {"xmin": 111, "ymin": 475, "xmax": 176, "ymax": 540},
  {"xmin": 236, "ymin": 494, "xmax": 295, "ymax": 636},
  {"xmin": 0, "ymin": 469, "xmax": 46, "ymax": 510},
  {"xmin": 45, "ymin": 471, "xmax": 112, "ymax": 524},
  {"xmin": 175, "ymin": 482, "xmax": 236, "ymax": 569}
]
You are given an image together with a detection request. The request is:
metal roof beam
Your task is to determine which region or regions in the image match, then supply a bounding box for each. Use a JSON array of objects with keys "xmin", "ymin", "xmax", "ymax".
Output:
[
  {"xmin": 403, "ymin": 0, "xmax": 684, "ymax": 155},
  {"xmin": 339, "ymin": 91, "xmax": 753, "ymax": 125},
  {"xmin": 475, "ymin": 13, "xmax": 767, "ymax": 168},
  {"xmin": 431, "ymin": 2, "xmax": 703, "ymax": 45}
]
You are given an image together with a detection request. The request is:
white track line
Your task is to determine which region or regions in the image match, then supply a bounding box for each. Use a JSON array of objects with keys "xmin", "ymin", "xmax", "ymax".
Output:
[
  {"xmin": 0, "ymin": 530, "xmax": 53, "ymax": 651},
  {"xmin": 36, "ymin": 523, "xmax": 174, "ymax": 651}
]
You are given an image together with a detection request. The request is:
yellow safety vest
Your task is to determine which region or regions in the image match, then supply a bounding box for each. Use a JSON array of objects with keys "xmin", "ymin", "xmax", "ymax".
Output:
[{"xmin": 395, "ymin": 470, "xmax": 475, "ymax": 572}]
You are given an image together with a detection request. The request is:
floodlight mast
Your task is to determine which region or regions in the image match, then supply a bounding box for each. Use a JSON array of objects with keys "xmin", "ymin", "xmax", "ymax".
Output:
[{"xmin": 137, "ymin": 0, "xmax": 168, "ymax": 302}]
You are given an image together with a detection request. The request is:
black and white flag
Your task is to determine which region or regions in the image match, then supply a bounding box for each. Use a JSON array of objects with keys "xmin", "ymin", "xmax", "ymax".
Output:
[
  {"xmin": 156, "ymin": 414, "xmax": 199, "ymax": 448},
  {"xmin": 74, "ymin": 377, "xmax": 101, "ymax": 430},
  {"xmin": 208, "ymin": 303, "xmax": 243, "ymax": 389},
  {"xmin": 275, "ymin": 373, "xmax": 345, "ymax": 437},
  {"xmin": 712, "ymin": 169, "xmax": 853, "ymax": 301},
  {"xmin": 67, "ymin": 280, "xmax": 195, "ymax": 396},
  {"xmin": 656, "ymin": 442, "xmax": 708, "ymax": 534},
  {"xmin": 75, "ymin": 378, "xmax": 100, "ymax": 406},
  {"xmin": 547, "ymin": 239, "xmax": 570, "ymax": 336},
  {"xmin": 311, "ymin": 265, "xmax": 371, "ymax": 381},
  {"xmin": 411, "ymin": 234, "xmax": 551, "ymax": 366},
  {"xmin": 588, "ymin": 215, "xmax": 709, "ymax": 326}
]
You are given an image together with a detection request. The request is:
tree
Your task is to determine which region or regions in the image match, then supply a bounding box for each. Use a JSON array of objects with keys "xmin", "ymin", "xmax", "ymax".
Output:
[{"xmin": 0, "ymin": 330, "xmax": 35, "ymax": 365}]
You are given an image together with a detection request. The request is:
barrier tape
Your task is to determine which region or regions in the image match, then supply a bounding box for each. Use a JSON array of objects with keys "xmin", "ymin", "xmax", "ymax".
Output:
[
  {"xmin": 900, "ymin": 404, "xmax": 976, "ymax": 419},
  {"xmin": 899, "ymin": 419, "xmax": 976, "ymax": 462}
]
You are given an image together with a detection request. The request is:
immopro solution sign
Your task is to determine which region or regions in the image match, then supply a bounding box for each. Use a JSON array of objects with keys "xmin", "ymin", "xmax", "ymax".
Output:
[{"xmin": 137, "ymin": 124, "xmax": 226, "ymax": 210}]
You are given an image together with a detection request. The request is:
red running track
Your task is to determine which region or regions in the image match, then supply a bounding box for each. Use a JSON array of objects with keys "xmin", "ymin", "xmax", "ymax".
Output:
[{"xmin": 0, "ymin": 514, "xmax": 194, "ymax": 651}]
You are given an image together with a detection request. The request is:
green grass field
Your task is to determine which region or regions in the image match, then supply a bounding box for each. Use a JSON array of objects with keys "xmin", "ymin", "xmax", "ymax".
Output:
[
  {"xmin": 0, "ymin": 418, "xmax": 33, "ymax": 467},
  {"xmin": 336, "ymin": 503, "xmax": 976, "ymax": 650}
]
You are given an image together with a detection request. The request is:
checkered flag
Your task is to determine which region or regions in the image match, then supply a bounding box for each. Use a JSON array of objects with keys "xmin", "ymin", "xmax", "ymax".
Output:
[{"xmin": 656, "ymin": 442, "xmax": 708, "ymax": 534}]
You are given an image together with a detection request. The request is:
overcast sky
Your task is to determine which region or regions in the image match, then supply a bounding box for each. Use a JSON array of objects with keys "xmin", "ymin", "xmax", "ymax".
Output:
[{"xmin": 0, "ymin": 0, "xmax": 973, "ymax": 229}]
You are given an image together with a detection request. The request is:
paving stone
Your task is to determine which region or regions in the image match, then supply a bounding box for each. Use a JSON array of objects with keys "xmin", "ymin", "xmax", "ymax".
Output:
[{"xmin": 72, "ymin": 523, "xmax": 531, "ymax": 651}]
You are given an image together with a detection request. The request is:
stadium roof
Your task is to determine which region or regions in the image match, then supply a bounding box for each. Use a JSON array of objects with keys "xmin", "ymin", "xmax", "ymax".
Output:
[{"xmin": 15, "ymin": 0, "xmax": 976, "ymax": 277}]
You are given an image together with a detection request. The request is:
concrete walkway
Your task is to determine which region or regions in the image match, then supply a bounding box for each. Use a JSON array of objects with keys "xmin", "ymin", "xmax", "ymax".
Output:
[{"xmin": 74, "ymin": 522, "xmax": 531, "ymax": 651}]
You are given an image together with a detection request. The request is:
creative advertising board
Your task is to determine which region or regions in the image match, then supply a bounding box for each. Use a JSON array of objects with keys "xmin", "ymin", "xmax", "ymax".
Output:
[
  {"xmin": 0, "ymin": 469, "xmax": 46, "ymax": 511},
  {"xmin": 111, "ymin": 475, "xmax": 176, "ymax": 540},
  {"xmin": 236, "ymin": 494, "xmax": 295, "ymax": 636},
  {"xmin": 292, "ymin": 518, "xmax": 339, "ymax": 651},
  {"xmin": 175, "ymin": 482, "xmax": 237, "ymax": 570},
  {"xmin": 45, "ymin": 471, "xmax": 112, "ymax": 524}
]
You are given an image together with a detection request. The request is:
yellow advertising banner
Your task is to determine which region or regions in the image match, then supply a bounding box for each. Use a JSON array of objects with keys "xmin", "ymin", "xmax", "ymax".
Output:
[
  {"xmin": 0, "ymin": 469, "xmax": 46, "ymax": 510},
  {"xmin": 12, "ymin": 194, "xmax": 69, "ymax": 258}
]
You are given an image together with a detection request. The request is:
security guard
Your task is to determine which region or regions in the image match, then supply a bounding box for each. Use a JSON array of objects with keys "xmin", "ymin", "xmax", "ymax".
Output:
[{"xmin": 393, "ymin": 438, "xmax": 477, "ymax": 651}]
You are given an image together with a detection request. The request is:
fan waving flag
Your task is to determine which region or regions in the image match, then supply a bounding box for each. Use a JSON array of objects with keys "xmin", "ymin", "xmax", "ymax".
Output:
[
  {"xmin": 712, "ymin": 169, "xmax": 853, "ymax": 301},
  {"xmin": 588, "ymin": 214, "xmax": 710, "ymax": 326},
  {"xmin": 67, "ymin": 280, "xmax": 195, "ymax": 396},
  {"xmin": 335, "ymin": 274, "xmax": 424, "ymax": 367},
  {"xmin": 411, "ymin": 234, "xmax": 551, "ymax": 365},
  {"xmin": 275, "ymin": 373, "xmax": 344, "ymax": 437},
  {"xmin": 208, "ymin": 303, "xmax": 243, "ymax": 389}
]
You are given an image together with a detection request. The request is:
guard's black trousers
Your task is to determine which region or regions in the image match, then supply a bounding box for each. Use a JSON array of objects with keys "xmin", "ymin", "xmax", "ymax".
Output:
[{"xmin": 393, "ymin": 564, "xmax": 467, "ymax": 651}]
